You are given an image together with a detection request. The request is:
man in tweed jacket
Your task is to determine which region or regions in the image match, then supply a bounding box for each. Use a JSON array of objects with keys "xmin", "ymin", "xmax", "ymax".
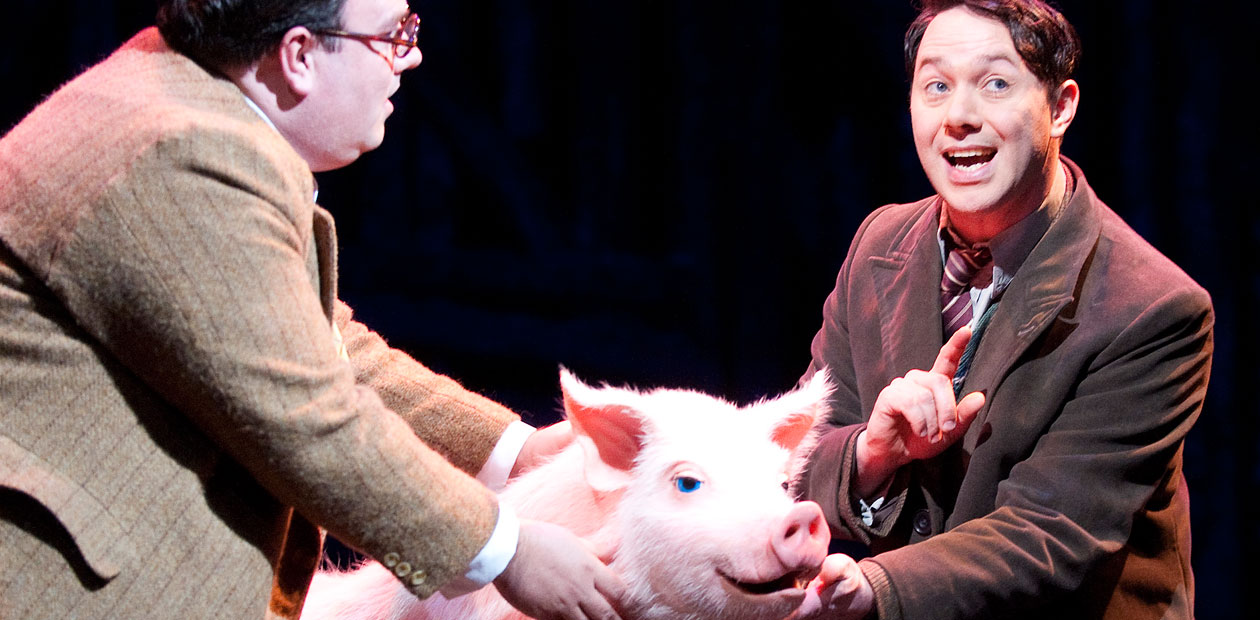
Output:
[
  {"xmin": 0, "ymin": 1, "xmax": 625, "ymax": 618},
  {"xmin": 793, "ymin": 1, "xmax": 1212, "ymax": 618}
]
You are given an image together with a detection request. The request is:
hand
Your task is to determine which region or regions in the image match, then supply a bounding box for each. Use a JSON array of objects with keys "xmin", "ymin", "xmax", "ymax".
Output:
[
  {"xmin": 857, "ymin": 327, "xmax": 986, "ymax": 495},
  {"xmin": 493, "ymin": 519, "xmax": 627, "ymax": 620},
  {"xmin": 792, "ymin": 554, "xmax": 873, "ymax": 619},
  {"xmin": 511, "ymin": 421, "xmax": 576, "ymax": 478}
]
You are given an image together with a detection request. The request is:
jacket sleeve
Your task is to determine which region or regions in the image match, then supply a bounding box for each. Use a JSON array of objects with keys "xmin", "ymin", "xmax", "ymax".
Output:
[
  {"xmin": 333, "ymin": 301, "xmax": 519, "ymax": 476},
  {"xmin": 42, "ymin": 125, "xmax": 499, "ymax": 599}
]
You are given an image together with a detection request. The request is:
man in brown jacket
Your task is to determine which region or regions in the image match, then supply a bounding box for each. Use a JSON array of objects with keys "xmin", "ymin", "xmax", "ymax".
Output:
[
  {"xmin": 0, "ymin": 1, "xmax": 624, "ymax": 618},
  {"xmin": 792, "ymin": 1, "xmax": 1213, "ymax": 619}
]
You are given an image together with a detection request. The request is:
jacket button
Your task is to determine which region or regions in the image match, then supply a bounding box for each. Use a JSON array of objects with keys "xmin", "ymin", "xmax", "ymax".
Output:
[
  {"xmin": 409, "ymin": 569, "xmax": 428, "ymax": 586},
  {"xmin": 394, "ymin": 561, "xmax": 413, "ymax": 577},
  {"xmin": 912, "ymin": 509, "xmax": 932, "ymax": 536},
  {"xmin": 382, "ymin": 552, "xmax": 400, "ymax": 568}
]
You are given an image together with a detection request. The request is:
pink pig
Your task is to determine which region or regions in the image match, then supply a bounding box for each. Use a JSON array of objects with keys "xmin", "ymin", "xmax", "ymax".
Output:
[{"xmin": 301, "ymin": 369, "xmax": 832, "ymax": 620}]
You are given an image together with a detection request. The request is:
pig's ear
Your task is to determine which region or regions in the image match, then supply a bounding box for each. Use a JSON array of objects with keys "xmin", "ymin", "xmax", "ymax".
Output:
[
  {"xmin": 768, "ymin": 369, "xmax": 833, "ymax": 452},
  {"xmin": 560, "ymin": 369, "xmax": 645, "ymax": 492}
]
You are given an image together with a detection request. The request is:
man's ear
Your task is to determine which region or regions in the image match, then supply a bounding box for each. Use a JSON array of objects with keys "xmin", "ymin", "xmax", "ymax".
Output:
[
  {"xmin": 1049, "ymin": 79, "xmax": 1080, "ymax": 138},
  {"xmin": 276, "ymin": 27, "xmax": 321, "ymax": 97}
]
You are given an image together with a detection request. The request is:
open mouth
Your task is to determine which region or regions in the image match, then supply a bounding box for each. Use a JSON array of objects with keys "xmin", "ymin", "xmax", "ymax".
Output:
[
  {"xmin": 944, "ymin": 148, "xmax": 996, "ymax": 170},
  {"xmin": 719, "ymin": 569, "xmax": 812, "ymax": 595}
]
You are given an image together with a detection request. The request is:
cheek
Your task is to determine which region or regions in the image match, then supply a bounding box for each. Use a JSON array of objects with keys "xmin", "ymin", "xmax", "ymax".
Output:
[
  {"xmin": 909, "ymin": 103, "xmax": 934, "ymax": 142},
  {"xmin": 909, "ymin": 104, "xmax": 947, "ymax": 158},
  {"xmin": 993, "ymin": 101, "xmax": 1053, "ymax": 148}
]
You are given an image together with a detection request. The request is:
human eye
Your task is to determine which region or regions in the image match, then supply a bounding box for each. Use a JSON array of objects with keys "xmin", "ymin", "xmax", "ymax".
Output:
[
  {"xmin": 984, "ymin": 77, "xmax": 1010, "ymax": 92},
  {"xmin": 921, "ymin": 79, "xmax": 949, "ymax": 99}
]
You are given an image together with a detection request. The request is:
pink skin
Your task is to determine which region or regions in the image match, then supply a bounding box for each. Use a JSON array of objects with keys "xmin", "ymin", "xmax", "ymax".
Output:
[
  {"xmin": 302, "ymin": 0, "xmax": 422, "ymax": 171},
  {"xmin": 772, "ymin": 502, "xmax": 830, "ymax": 577},
  {"xmin": 234, "ymin": 0, "xmax": 424, "ymax": 173},
  {"xmin": 909, "ymin": 6, "xmax": 1078, "ymax": 244}
]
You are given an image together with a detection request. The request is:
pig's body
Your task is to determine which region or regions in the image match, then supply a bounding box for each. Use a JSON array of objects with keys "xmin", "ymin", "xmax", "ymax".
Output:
[{"xmin": 301, "ymin": 371, "xmax": 831, "ymax": 620}]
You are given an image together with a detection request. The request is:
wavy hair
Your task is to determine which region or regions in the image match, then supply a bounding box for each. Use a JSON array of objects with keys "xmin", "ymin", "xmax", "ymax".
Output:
[{"xmin": 904, "ymin": 0, "xmax": 1081, "ymax": 89}]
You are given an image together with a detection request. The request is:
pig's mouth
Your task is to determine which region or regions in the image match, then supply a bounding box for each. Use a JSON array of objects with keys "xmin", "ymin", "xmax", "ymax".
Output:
[{"xmin": 719, "ymin": 569, "xmax": 812, "ymax": 596}]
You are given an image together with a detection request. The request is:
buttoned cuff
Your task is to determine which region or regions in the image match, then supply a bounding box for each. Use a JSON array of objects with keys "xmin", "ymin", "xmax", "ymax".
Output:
[
  {"xmin": 439, "ymin": 502, "xmax": 521, "ymax": 597},
  {"xmin": 476, "ymin": 420, "xmax": 535, "ymax": 492}
]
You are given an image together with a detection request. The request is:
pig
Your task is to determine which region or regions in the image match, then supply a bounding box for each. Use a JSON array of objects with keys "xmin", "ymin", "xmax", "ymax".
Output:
[{"xmin": 300, "ymin": 369, "xmax": 833, "ymax": 620}]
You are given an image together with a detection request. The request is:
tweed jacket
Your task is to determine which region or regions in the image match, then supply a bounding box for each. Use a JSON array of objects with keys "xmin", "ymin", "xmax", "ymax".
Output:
[
  {"xmin": 797, "ymin": 158, "xmax": 1213, "ymax": 619},
  {"xmin": 0, "ymin": 28, "xmax": 518, "ymax": 619}
]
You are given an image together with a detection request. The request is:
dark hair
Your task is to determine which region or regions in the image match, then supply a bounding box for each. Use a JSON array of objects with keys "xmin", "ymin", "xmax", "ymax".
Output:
[
  {"xmin": 904, "ymin": 0, "xmax": 1081, "ymax": 89},
  {"xmin": 157, "ymin": 0, "xmax": 348, "ymax": 70}
]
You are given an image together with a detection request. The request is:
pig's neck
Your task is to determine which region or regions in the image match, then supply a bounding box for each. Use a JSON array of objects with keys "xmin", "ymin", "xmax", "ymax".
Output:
[{"xmin": 499, "ymin": 444, "xmax": 622, "ymax": 545}]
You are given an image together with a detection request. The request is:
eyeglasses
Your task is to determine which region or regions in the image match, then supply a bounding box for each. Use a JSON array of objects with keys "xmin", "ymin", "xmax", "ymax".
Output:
[{"xmin": 315, "ymin": 12, "xmax": 420, "ymax": 61}]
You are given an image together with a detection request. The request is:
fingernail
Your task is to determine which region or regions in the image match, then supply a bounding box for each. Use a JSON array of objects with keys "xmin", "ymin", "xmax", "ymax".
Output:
[
  {"xmin": 943, "ymin": 420, "xmax": 956, "ymax": 431},
  {"xmin": 919, "ymin": 429, "xmax": 928, "ymax": 437}
]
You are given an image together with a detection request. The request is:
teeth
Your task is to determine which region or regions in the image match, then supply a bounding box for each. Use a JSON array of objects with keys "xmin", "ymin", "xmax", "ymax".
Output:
[{"xmin": 946, "ymin": 148, "xmax": 994, "ymax": 169}]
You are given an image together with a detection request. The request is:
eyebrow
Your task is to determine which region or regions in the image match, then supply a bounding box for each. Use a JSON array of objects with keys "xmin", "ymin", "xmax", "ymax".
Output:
[{"xmin": 373, "ymin": 5, "xmax": 412, "ymax": 32}]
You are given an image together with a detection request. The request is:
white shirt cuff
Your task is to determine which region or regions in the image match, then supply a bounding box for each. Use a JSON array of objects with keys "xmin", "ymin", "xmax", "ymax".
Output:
[
  {"xmin": 476, "ymin": 420, "xmax": 535, "ymax": 492},
  {"xmin": 439, "ymin": 421, "xmax": 534, "ymax": 597},
  {"xmin": 440, "ymin": 502, "xmax": 520, "ymax": 597}
]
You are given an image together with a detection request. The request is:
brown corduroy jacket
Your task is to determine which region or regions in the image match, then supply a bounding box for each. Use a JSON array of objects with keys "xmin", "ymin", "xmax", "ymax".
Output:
[
  {"xmin": 0, "ymin": 28, "xmax": 517, "ymax": 619},
  {"xmin": 797, "ymin": 158, "xmax": 1213, "ymax": 620}
]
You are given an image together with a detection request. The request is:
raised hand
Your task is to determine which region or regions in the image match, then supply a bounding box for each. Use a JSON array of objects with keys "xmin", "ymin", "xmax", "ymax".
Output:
[{"xmin": 856, "ymin": 326, "xmax": 986, "ymax": 496}]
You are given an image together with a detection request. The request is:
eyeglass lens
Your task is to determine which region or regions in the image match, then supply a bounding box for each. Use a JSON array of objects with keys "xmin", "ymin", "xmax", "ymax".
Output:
[{"xmin": 394, "ymin": 14, "xmax": 420, "ymax": 58}]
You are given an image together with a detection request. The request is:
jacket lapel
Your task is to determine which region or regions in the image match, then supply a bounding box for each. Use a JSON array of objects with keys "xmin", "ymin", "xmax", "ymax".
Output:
[
  {"xmin": 959, "ymin": 160, "xmax": 1104, "ymax": 436},
  {"xmin": 311, "ymin": 204, "xmax": 339, "ymax": 320},
  {"xmin": 870, "ymin": 200, "xmax": 949, "ymax": 380}
]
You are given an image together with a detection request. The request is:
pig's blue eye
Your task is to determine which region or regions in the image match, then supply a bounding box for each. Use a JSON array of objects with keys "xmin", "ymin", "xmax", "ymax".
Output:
[{"xmin": 675, "ymin": 476, "xmax": 703, "ymax": 493}]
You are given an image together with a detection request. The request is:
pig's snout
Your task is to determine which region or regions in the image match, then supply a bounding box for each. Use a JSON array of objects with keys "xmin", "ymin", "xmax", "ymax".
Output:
[{"xmin": 773, "ymin": 501, "xmax": 830, "ymax": 572}]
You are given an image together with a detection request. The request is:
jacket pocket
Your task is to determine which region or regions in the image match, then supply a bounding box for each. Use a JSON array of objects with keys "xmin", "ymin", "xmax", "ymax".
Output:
[{"xmin": 0, "ymin": 435, "xmax": 135, "ymax": 581}]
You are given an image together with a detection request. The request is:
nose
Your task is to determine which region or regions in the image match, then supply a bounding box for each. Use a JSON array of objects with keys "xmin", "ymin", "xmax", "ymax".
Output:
[
  {"xmin": 772, "ymin": 501, "xmax": 831, "ymax": 571},
  {"xmin": 943, "ymin": 89, "xmax": 982, "ymax": 137},
  {"xmin": 396, "ymin": 46, "xmax": 423, "ymax": 72}
]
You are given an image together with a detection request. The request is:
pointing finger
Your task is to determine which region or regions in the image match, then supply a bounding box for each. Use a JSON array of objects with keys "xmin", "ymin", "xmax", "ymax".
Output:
[{"xmin": 930, "ymin": 326, "xmax": 972, "ymax": 378}]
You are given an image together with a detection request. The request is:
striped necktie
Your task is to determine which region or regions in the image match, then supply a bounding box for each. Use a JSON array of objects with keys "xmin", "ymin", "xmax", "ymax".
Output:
[{"xmin": 940, "ymin": 241, "xmax": 992, "ymax": 338}]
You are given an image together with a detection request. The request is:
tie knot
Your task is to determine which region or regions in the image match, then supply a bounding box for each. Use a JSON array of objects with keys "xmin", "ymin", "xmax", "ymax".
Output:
[{"xmin": 941, "ymin": 243, "xmax": 992, "ymax": 297}]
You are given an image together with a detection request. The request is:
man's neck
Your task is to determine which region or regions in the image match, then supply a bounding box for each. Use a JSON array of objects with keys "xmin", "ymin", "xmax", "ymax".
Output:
[{"xmin": 944, "ymin": 159, "xmax": 1068, "ymax": 245}]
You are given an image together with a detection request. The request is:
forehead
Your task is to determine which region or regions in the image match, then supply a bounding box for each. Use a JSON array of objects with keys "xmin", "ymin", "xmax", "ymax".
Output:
[
  {"xmin": 915, "ymin": 7, "xmax": 1022, "ymax": 73},
  {"xmin": 341, "ymin": 0, "xmax": 411, "ymax": 28},
  {"xmin": 639, "ymin": 395, "xmax": 788, "ymax": 467}
]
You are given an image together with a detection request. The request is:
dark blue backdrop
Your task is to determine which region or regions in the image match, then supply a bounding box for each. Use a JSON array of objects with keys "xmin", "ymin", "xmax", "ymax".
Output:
[{"xmin": 3, "ymin": 2, "xmax": 1253, "ymax": 617}]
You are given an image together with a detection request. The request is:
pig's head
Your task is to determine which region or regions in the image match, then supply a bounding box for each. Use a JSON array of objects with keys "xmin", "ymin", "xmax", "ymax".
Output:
[{"xmin": 560, "ymin": 369, "xmax": 832, "ymax": 620}]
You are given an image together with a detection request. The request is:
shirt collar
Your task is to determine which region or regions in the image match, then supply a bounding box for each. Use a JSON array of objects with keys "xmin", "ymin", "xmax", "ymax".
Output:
[
  {"xmin": 239, "ymin": 92, "xmax": 280, "ymax": 135},
  {"xmin": 238, "ymin": 92, "xmax": 319, "ymax": 202}
]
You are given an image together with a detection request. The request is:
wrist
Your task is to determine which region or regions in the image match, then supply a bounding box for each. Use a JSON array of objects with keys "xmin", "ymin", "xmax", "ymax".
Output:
[{"xmin": 854, "ymin": 430, "xmax": 900, "ymax": 499}]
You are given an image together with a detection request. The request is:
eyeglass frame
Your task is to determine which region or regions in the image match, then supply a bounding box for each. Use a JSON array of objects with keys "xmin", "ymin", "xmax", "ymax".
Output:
[{"xmin": 313, "ymin": 12, "xmax": 420, "ymax": 64}]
